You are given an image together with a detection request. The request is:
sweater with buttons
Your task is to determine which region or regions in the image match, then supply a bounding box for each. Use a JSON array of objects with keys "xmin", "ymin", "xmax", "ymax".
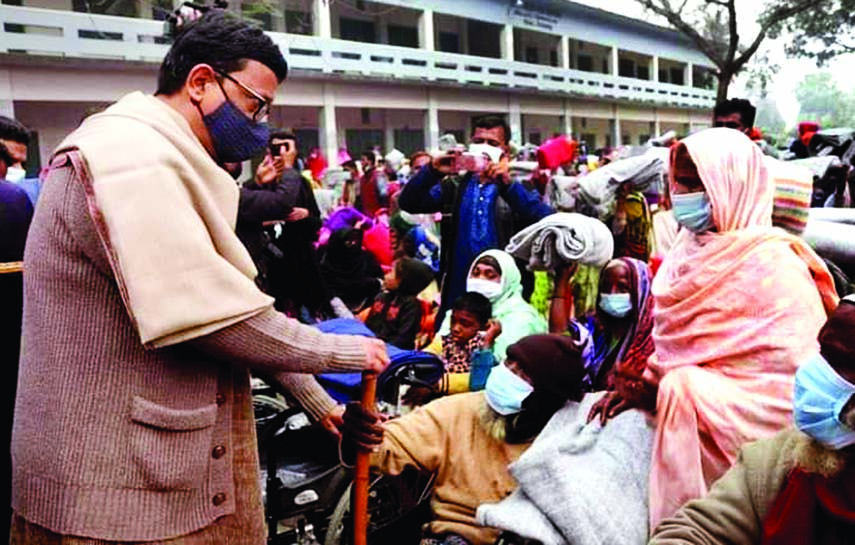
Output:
[{"xmin": 12, "ymin": 149, "xmax": 366, "ymax": 541}]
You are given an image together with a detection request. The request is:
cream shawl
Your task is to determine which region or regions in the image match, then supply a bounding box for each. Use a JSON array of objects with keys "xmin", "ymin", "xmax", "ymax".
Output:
[{"xmin": 58, "ymin": 92, "xmax": 273, "ymax": 348}]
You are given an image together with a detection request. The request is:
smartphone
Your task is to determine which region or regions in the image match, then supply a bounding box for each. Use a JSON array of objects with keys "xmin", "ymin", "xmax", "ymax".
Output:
[
  {"xmin": 270, "ymin": 141, "xmax": 293, "ymax": 157},
  {"xmin": 455, "ymin": 152, "xmax": 489, "ymax": 173}
]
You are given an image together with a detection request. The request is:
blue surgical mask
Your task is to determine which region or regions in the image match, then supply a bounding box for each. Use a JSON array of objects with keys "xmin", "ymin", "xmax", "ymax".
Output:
[
  {"xmin": 485, "ymin": 363, "xmax": 534, "ymax": 416},
  {"xmin": 671, "ymin": 191, "xmax": 715, "ymax": 233},
  {"xmin": 201, "ymin": 99, "xmax": 270, "ymax": 163},
  {"xmin": 793, "ymin": 353, "xmax": 855, "ymax": 450},
  {"xmin": 599, "ymin": 293, "xmax": 632, "ymax": 318}
]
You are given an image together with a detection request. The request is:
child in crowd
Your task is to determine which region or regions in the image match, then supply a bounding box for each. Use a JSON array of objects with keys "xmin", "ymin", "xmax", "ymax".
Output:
[
  {"xmin": 442, "ymin": 292, "xmax": 502, "ymax": 392},
  {"xmin": 364, "ymin": 256, "xmax": 435, "ymax": 350}
]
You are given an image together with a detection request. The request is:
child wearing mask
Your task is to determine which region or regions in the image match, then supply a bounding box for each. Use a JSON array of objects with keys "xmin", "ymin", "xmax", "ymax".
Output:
[
  {"xmin": 365, "ymin": 256, "xmax": 435, "ymax": 350},
  {"xmin": 442, "ymin": 292, "xmax": 502, "ymax": 392}
]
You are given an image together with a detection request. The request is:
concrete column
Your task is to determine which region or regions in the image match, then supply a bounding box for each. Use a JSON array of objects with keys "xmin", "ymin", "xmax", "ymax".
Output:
[
  {"xmin": 425, "ymin": 89, "xmax": 439, "ymax": 151},
  {"xmin": 562, "ymin": 98, "xmax": 573, "ymax": 137},
  {"xmin": 314, "ymin": 0, "xmax": 331, "ymax": 39},
  {"xmin": 611, "ymin": 105, "xmax": 622, "ymax": 147},
  {"xmin": 136, "ymin": 0, "xmax": 153, "ymax": 19},
  {"xmin": 650, "ymin": 56, "xmax": 659, "ymax": 82},
  {"xmin": 384, "ymin": 111, "xmax": 395, "ymax": 152},
  {"xmin": 653, "ymin": 109, "xmax": 661, "ymax": 137},
  {"xmin": 501, "ymin": 24, "xmax": 514, "ymax": 61},
  {"xmin": 559, "ymin": 35, "xmax": 570, "ymax": 70},
  {"xmin": 377, "ymin": 16, "xmax": 388, "ymax": 45},
  {"xmin": 0, "ymin": 69, "xmax": 14, "ymax": 118},
  {"xmin": 270, "ymin": 0, "xmax": 286, "ymax": 33},
  {"xmin": 320, "ymin": 83, "xmax": 338, "ymax": 166},
  {"xmin": 419, "ymin": 9, "xmax": 435, "ymax": 51},
  {"xmin": 685, "ymin": 62, "xmax": 694, "ymax": 88},
  {"xmin": 610, "ymin": 46, "xmax": 619, "ymax": 76},
  {"xmin": 509, "ymin": 96, "xmax": 522, "ymax": 145}
]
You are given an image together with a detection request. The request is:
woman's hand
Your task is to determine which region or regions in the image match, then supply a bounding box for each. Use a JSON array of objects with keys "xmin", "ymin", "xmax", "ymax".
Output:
[{"xmin": 587, "ymin": 391, "xmax": 632, "ymax": 426}]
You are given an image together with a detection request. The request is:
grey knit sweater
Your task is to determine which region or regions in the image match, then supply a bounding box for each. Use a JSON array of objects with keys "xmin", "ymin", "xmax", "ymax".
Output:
[{"xmin": 11, "ymin": 151, "xmax": 367, "ymax": 541}]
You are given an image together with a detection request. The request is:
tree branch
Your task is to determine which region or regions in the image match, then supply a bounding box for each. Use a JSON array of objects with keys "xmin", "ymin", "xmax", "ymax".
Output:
[
  {"xmin": 635, "ymin": 0, "xmax": 725, "ymax": 67},
  {"xmin": 733, "ymin": 0, "xmax": 819, "ymax": 68},
  {"xmin": 724, "ymin": 0, "xmax": 738, "ymax": 63}
]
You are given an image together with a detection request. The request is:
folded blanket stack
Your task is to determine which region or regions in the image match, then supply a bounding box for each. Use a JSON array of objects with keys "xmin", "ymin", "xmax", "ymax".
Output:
[{"xmin": 505, "ymin": 213, "xmax": 614, "ymax": 272}]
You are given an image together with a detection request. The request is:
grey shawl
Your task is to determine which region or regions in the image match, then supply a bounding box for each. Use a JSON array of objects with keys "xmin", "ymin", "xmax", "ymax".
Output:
[{"xmin": 477, "ymin": 393, "xmax": 654, "ymax": 545}]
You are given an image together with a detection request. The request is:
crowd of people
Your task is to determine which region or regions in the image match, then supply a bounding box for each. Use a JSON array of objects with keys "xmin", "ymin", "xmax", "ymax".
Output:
[{"xmin": 2, "ymin": 9, "xmax": 855, "ymax": 545}]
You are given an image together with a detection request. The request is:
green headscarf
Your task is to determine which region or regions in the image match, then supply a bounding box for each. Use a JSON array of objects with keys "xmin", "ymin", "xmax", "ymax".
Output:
[{"xmin": 439, "ymin": 249, "xmax": 547, "ymax": 362}]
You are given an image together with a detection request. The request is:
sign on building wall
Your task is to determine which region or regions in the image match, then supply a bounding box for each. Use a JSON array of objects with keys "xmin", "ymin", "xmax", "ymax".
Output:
[{"xmin": 508, "ymin": 7, "xmax": 560, "ymax": 33}]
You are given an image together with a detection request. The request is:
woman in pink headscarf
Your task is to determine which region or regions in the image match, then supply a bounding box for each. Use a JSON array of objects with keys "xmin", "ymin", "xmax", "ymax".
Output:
[{"xmin": 647, "ymin": 128, "xmax": 839, "ymax": 528}]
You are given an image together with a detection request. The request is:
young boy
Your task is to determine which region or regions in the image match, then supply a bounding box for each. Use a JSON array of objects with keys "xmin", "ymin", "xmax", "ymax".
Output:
[
  {"xmin": 442, "ymin": 292, "xmax": 502, "ymax": 391},
  {"xmin": 365, "ymin": 256, "xmax": 435, "ymax": 349}
]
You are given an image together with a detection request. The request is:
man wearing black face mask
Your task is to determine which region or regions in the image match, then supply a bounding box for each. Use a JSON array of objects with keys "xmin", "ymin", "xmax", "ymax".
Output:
[
  {"xmin": 11, "ymin": 11, "xmax": 389, "ymax": 544},
  {"xmin": 651, "ymin": 295, "xmax": 855, "ymax": 544}
]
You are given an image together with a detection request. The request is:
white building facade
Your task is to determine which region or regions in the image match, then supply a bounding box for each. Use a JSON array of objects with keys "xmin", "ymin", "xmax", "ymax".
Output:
[{"xmin": 0, "ymin": 0, "xmax": 717, "ymax": 171}]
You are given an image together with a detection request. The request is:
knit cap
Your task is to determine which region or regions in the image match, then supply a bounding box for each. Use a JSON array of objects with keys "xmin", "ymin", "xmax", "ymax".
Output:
[{"xmin": 506, "ymin": 334, "xmax": 586, "ymax": 402}]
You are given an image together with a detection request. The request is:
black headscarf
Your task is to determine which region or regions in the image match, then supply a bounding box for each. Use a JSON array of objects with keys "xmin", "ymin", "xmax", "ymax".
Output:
[
  {"xmin": 503, "ymin": 334, "xmax": 586, "ymax": 444},
  {"xmin": 320, "ymin": 228, "xmax": 383, "ymax": 310}
]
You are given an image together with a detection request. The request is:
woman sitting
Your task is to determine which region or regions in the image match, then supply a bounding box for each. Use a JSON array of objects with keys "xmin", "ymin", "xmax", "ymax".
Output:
[
  {"xmin": 550, "ymin": 256, "xmax": 655, "ymax": 397},
  {"xmin": 430, "ymin": 250, "xmax": 547, "ymax": 391},
  {"xmin": 643, "ymin": 128, "xmax": 839, "ymax": 527},
  {"xmin": 319, "ymin": 227, "xmax": 383, "ymax": 312}
]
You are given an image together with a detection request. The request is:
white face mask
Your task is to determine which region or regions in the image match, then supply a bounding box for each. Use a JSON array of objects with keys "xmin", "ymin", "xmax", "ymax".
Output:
[
  {"xmin": 467, "ymin": 277, "xmax": 503, "ymax": 302},
  {"xmin": 5, "ymin": 166, "xmax": 25, "ymax": 182},
  {"xmin": 468, "ymin": 143, "xmax": 504, "ymax": 164}
]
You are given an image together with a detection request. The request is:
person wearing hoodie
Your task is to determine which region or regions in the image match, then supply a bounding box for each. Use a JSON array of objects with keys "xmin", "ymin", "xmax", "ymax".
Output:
[{"xmin": 365, "ymin": 256, "xmax": 435, "ymax": 349}]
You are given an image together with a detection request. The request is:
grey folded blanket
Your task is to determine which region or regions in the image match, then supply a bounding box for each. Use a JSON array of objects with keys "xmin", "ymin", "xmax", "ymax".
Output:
[
  {"xmin": 477, "ymin": 393, "xmax": 654, "ymax": 545},
  {"xmin": 505, "ymin": 213, "xmax": 614, "ymax": 272}
]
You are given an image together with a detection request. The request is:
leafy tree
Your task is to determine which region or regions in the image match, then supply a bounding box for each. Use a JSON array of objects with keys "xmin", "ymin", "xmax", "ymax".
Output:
[
  {"xmin": 795, "ymin": 71, "xmax": 855, "ymax": 128},
  {"xmin": 769, "ymin": 0, "xmax": 855, "ymax": 65},
  {"xmin": 634, "ymin": 0, "xmax": 821, "ymax": 102}
]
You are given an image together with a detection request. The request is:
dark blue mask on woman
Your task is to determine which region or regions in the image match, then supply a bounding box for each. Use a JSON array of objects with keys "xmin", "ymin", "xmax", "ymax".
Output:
[{"xmin": 202, "ymin": 99, "xmax": 270, "ymax": 163}]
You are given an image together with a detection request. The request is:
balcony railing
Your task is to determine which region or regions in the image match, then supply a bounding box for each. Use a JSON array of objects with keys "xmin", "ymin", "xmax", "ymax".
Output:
[{"xmin": 0, "ymin": 5, "xmax": 716, "ymax": 108}]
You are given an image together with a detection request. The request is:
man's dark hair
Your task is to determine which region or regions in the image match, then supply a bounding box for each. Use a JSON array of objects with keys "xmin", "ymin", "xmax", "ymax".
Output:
[
  {"xmin": 157, "ymin": 11, "xmax": 288, "ymax": 96},
  {"xmin": 0, "ymin": 116, "xmax": 30, "ymax": 145},
  {"xmin": 472, "ymin": 115, "xmax": 511, "ymax": 146},
  {"xmin": 453, "ymin": 292, "xmax": 492, "ymax": 327},
  {"xmin": 361, "ymin": 149, "xmax": 376, "ymax": 164},
  {"xmin": 269, "ymin": 129, "xmax": 296, "ymax": 144},
  {"xmin": 0, "ymin": 141, "xmax": 13, "ymax": 165},
  {"xmin": 713, "ymin": 98, "xmax": 756, "ymax": 129}
]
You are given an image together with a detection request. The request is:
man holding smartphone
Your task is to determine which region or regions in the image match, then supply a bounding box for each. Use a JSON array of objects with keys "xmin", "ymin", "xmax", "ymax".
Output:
[{"xmin": 397, "ymin": 115, "xmax": 554, "ymax": 328}]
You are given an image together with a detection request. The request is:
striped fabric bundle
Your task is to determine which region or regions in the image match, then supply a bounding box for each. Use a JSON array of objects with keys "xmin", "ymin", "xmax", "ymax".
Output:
[{"xmin": 767, "ymin": 158, "xmax": 813, "ymax": 236}]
